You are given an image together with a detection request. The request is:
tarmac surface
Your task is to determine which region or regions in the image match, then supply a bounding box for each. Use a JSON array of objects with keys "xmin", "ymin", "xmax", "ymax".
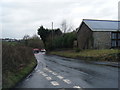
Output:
[{"xmin": 16, "ymin": 52, "xmax": 118, "ymax": 88}]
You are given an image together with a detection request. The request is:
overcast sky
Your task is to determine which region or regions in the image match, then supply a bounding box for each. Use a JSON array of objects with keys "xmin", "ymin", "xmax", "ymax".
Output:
[{"xmin": 0, "ymin": 0, "xmax": 119, "ymax": 39}]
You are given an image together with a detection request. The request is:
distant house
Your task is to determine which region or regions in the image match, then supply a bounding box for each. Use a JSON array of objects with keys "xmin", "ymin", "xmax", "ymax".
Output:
[
  {"xmin": 77, "ymin": 19, "xmax": 120, "ymax": 49},
  {"xmin": 2, "ymin": 38, "xmax": 17, "ymax": 42}
]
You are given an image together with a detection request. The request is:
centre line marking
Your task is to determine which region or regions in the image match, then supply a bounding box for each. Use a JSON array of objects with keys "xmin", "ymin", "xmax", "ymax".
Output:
[
  {"xmin": 42, "ymin": 73, "xmax": 48, "ymax": 77},
  {"xmin": 44, "ymin": 68, "xmax": 48, "ymax": 70},
  {"xmin": 46, "ymin": 77, "xmax": 52, "ymax": 80},
  {"xmin": 39, "ymin": 71, "xmax": 44, "ymax": 74},
  {"xmin": 52, "ymin": 72, "xmax": 57, "ymax": 75},
  {"xmin": 44, "ymin": 68, "xmax": 49, "ymax": 71},
  {"xmin": 57, "ymin": 75, "xmax": 64, "ymax": 79},
  {"xmin": 63, "ymin": 79, "xmax": 71, "ymax": 84},
  {"xmin": 73, "ymin": 86, "xmax": 81, "ymax": 88},
  {"xmin": 50, "ymin": 81, "xmax": 59, "ymax": 86},
  {"xmin": 48, "ymin": 70, "xmax": 53, "ymax": 73}
]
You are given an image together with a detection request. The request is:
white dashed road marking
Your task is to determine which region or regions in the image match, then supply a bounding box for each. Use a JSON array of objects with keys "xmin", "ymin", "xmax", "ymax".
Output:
[
  {"xmin": 63, "ymin": 79, "xmax": 71, "ymax": 84},
  {"xmin": 48, "ymin": 70, "xmax": 53, "ymax": 73},
  {"xmin": 52, "ymin": 72, "xmax": 57, "ymax": 75},
  {"xmin": 40, "ymin": 68, "xmax": 81, "ymax": 88},
  {"xmin": 46, "ymin": 77, "xmax": 52, "ymax": 80},
  {"xmin": 42, "ymin": 73, "xmax": 48, "ymax": 77},
  {"xmin": 57, "ymin": 75, "xmax": 64, "ymax": 79},
  {"xmin": 44, "ymin": 68, "xmax": 49, "ymax": 71},
  {"xmin": 39, "ymin": 71, "xmax": 44, "ymax": 74},
  {"xmin": 51, "ymin": 81, "xmax": 59, "ymax": 86},
  {"xmin": 73, "ymin": 86, "xmax": 81, "ymax": 88}
]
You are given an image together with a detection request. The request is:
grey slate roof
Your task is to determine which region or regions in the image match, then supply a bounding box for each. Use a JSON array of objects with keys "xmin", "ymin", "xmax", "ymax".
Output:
[{"xmin": 83, "ymin": 19, "xmax": 120, "ymax": 31}]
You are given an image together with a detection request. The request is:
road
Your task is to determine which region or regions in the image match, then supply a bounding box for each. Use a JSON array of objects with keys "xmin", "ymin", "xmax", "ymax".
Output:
[{"xmin": 16, "ymin": 52, "xmax": 118, "ymax": 88}]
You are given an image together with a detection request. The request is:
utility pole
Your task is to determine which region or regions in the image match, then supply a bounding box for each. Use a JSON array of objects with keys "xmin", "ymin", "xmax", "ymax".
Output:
[
  {"xmin": 51, "ymin": 22, "xmax": 53, "ymax": 48},
  {"xmin": 52, "ymin": 22, "xmax": 53, "ymax": 30}
]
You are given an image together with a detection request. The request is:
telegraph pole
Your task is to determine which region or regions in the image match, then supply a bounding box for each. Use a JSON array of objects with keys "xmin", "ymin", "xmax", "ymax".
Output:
[
  {"xmin": 51, "ymin": 22, "xmax": 53, "ymax": 48},
  {"xmin": 52, "ymin": 22, "xmax": 53, "ymax": 30},
  {"xmin": 52, "ymin": 22, "xmax": 53, "ymax": 42}
]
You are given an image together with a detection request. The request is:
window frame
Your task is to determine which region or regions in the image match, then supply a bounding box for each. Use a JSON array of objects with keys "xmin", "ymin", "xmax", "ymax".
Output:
[{"xmin": 111, "ymin": 31, "xmax": 120, "ymax": 48}]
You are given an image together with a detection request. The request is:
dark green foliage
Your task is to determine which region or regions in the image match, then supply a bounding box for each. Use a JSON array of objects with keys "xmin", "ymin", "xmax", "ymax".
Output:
[
  {"xmin": 37, "ymin": 25, "xmax": 76, "ymax": 50},
  {"xmin": 52, "ymin": 31, "xmax": 77, "ymax": 49},
  {"xmin": 37, "ymin": 25, "xmax": 62, "ymax": 49},
  {"xmin": 37, "ymin": 26, "xmax": 49, "ymax": 45}
]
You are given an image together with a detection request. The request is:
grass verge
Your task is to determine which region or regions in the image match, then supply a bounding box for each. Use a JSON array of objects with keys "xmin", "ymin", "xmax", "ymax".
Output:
[
  {"xmin": 49, "ymin": 49, "xmax": 120, "ymax": 62},
  {"xmin": 3, "ymin": 61, "xmax": 36, "ymax": 88}
]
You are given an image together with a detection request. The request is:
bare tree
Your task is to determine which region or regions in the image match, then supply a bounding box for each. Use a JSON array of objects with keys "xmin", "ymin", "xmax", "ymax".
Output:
[
  {"xmin": 31, "ymin": 34, "xmax": 40, "ymax": 39},
  {"xmin": 23, "ymin": 35, "xmax": 30, "ymax": 46},
  {"xmin": 61, "ymin": 20, "xmax": 67, "ymax": 33},
  {"xmin": 61, "ymin": 19, "xmax": 74, "ymax": 33},
  {"xmin": 67, "ymin": 24, "xmax": 74, "ymax": 32},
  {"xmin": 23, "ymin": 35, "xmax": 30, "ymax": 40}
]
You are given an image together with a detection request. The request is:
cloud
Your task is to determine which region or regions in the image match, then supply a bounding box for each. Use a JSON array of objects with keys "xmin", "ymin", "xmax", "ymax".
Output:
[{"xmin": 1, "ymin": 0, "xmax": 119, "ymax": 39}]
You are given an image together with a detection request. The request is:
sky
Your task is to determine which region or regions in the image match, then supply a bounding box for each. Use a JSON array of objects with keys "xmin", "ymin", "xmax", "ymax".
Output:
[{"xmin": 0, "ymin": 0, "xmax": 119, "ymax": 39}]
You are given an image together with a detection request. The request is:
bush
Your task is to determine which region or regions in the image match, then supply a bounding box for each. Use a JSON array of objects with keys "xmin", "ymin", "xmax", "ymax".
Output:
[
  {"xmin": 50, "ymin": 32, "xmax": 77, "ymax": 50},
  {"xmin": 22, "ymin": 35, "xmax": 44, "ymax": 49},
  {"xmin": 2, "ymin": 42, "xmax": 36, "ymax": 88},
  {"xmin": 75, "ymin": 48, "xmax": 81, "ymax": 52}
]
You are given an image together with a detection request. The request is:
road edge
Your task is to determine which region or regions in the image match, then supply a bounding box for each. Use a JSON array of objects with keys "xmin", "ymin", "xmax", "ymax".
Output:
[
  {"xmin": 13, "ymin": 58, "xmax": 37, "ymax": 88},
  {"xmin": 47, "ymin": 53, "xmax": 119, "ymax": 68}
]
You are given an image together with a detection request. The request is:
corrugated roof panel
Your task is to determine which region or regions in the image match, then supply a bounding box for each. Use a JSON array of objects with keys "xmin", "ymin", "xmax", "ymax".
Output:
[{"xmin": 83, "ymin": 19, "xmax": 119, "ymax": 31}]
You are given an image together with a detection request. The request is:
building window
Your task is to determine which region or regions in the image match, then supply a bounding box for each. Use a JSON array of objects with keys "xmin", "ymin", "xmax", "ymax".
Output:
[
  {"xmin": 118, "ymin": 40, "xmax": 120, "ymax": 46},
  {"xmin": 111, "ymin": 32, "xmax": 120, "ymax": 48},
  {"xmin": 111, "ymin": 33, "xmax": 117, "ymax": 39},
  {"xmin": 118, "ymin": 33, "xmax": 120, "ymax": 39},
  {"xmin": 111, "ymin": 40, "xmax": 116, "ymax": 47}
]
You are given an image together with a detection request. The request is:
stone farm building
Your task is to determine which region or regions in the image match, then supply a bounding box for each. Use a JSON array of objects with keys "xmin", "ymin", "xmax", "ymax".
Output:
[{"xmin": 77, "ymin": 19, "xmax": 120, "ymax": 49}]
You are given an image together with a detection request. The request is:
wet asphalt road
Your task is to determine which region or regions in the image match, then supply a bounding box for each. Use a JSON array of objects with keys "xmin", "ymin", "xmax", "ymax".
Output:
[{"xmin": 16, "ymin": 52, "xmax": 118, "ymax": 88}]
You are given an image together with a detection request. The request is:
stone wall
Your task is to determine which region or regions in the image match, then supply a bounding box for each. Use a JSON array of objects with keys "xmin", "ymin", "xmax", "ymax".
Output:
[
  {"xmin": 77, "ymin": 22, "xmax": 93, "ymax": 49},
  {"xmin": 93, "ymin": 31, "xmax": 111, "ymax": 49}
]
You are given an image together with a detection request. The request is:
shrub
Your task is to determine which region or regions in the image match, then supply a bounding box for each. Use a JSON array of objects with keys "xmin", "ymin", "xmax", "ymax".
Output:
[
  {"xmin": 75, "ymin": 48, "xmax": 81, "ymax": 52},
  {"xmin": 2, "ymin": 42, "xmax": 36, "ymax": 88}
]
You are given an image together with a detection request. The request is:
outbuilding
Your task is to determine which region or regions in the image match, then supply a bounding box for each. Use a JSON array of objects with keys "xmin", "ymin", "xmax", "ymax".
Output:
[{"xmin": 77, "ymin": 19, "xmax": 120, "ymax": 49}]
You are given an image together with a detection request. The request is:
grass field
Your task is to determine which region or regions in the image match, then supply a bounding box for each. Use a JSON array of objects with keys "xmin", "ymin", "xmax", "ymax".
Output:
[{"xmin": 49, "ymin": 49, "xmax": 120, "ymax": 62}]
